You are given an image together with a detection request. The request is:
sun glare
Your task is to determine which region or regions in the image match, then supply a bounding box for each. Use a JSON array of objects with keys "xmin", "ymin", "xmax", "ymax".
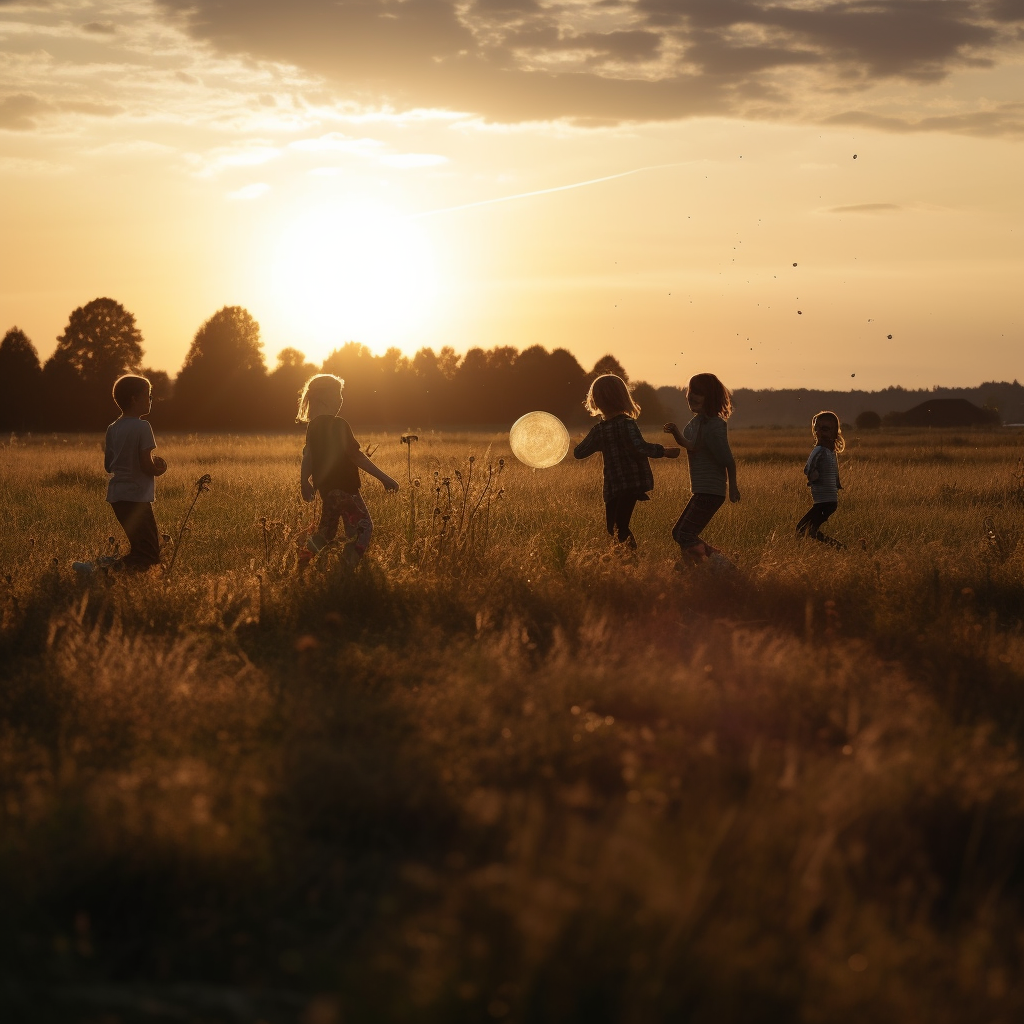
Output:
[{"xmin": 270, "ymin": 201, "xmax": 438, "ymax": 359}]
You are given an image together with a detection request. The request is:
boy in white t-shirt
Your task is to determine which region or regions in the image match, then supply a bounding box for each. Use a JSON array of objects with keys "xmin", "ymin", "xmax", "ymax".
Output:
[{"xmin": 101, "ymin": 374, "xmax": 167, "ymax": 569}]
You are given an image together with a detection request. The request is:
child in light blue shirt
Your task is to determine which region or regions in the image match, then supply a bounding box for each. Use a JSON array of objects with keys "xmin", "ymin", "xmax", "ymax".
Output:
[{"xmin": 796, "ymin": 411, "xmax": 844, "ymax": 548}]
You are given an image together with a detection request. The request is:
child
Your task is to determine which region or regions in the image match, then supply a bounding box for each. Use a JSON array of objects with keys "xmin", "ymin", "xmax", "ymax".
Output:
[
  {"xmin": 573, "ymin": 374, "xmax": 679, "ymax": 548},
  {"xmin": 797, "ymin": 411, "xmax": 845, "ymax": 548},
  {"xmin": 663, "ymin": 372, "xmax": 740, "ymax": 563},
  {"xmin": 296, "ymin": 373, "xmax": 399, "ymax": 568},
  {"xmin": 87, "ymin": 374, "xmax": 166, "ymax": 572}
]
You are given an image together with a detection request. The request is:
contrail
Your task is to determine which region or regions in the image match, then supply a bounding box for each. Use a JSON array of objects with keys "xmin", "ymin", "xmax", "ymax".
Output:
[{"xmin": 410, "ymin": 163, "xmax": 684, "ymax": 220}]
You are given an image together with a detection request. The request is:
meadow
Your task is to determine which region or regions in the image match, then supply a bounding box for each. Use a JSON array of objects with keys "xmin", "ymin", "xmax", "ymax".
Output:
[{"xmin": 2, "ymin": 425, "xmax": 1024, "ymax": 1023}]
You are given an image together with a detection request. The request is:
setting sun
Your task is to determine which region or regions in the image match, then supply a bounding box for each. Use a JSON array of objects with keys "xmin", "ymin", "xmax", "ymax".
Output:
[{"xmin": 268, "ymin": 201, "xmax": 439, "ymax": 360}]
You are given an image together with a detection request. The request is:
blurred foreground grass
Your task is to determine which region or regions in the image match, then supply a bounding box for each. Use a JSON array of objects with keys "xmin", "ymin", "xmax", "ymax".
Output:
[{"xmin": 1, "ymin": 426, "xmax": 1024, "ymax": 1023}]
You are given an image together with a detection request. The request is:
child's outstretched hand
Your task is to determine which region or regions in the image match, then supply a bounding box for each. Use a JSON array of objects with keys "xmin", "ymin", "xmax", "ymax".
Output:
[
  {"xmin": 381, "ymin": 474, "xmax": 400, "ymax": 493},
  {"xmin": 152, "ymin": 455, "xmax": 167, "ymax": 476},
  {"xmin": 663, "ymin": 447, "xmax": 681, "ymax": 459},
  {"xmin": 663, "ymin": 422, "xmax": 677, "ymax": 436},
  {"xmin": 729, "ymin": 486, "xmax": 741, "ymax": 503}
]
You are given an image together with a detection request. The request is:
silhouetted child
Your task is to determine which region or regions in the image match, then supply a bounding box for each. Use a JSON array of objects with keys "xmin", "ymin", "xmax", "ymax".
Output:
[
  {"xmin": 574, "ymin": 373, "xmax": 679, "ymax": 548},
  {"xmin": 296, "ymin": 373, "xmax": 399, "ymax": 568},
  {"xmin": 663, "ymin": 372, "xmax": 740, "ymax": 563},
  {"xmin": 75, "ymin": 374, "xmax": 167, "ymax": 575},
  {"xmin": 797, "ymin": 411, "xmax": 845, "ymax": 548}
]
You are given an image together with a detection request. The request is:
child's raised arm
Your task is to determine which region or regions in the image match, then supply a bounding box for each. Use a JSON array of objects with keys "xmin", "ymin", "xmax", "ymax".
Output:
[
  {"xmin": 353, "ymin": 449, "xmax": 400, "ymax": 492},
  {"xmin": 625, "ymin": 419, "xmax": 673, "ymax": 459},
  {"xmin": 300, "ymin": 446, "xmax": 315, "ymax": 502}
]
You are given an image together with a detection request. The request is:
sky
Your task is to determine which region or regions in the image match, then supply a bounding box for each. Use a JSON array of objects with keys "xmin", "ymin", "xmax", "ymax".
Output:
[{"xmin": 1, "ymin": 0, "xmax": 1022, "ymax": 390}]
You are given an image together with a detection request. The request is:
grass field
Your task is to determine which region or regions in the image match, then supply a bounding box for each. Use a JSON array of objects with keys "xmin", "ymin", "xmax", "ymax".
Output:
[{"xmin": 2, "ymin": 425, "xmax": 1024, "ymax": 1023}]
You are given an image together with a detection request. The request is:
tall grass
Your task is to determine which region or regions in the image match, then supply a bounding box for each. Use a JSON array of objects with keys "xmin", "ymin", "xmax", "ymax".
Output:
[{"xmin": 1, "ymin": 427, "xmax": 1023, "ymax": 1022}]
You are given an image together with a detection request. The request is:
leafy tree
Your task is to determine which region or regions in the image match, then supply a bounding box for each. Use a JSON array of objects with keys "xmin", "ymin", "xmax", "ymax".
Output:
[
  {"xmin": 49, "ymin": 297, "xmax": 143, "ymax": 385},
  {"xmin": 855, "ymin": 410, "xmax": 882, "ymax": 430},
  {"xmin": 269, "ymin": 347, "xmax": 317, "ymax": 425},
  {"xmin": 590, "ymin": 354, "xmax": 629, "ymax": 384},
  {"xmin": 0, "ymin": 327, "xmax": 42, "ymax": 430},
  {"xmin": 173, "ymin": 307, "xmax": 266, "ymax": 428},
  {"xmin": 630, "ymin": 381, "xmax": 670, "ymax": 425}
]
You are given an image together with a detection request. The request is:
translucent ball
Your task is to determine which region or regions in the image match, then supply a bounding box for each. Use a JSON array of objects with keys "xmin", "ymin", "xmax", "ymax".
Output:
[{"xmin": 509, "ymin": 411, "xmax": 570, "ymax": 469}]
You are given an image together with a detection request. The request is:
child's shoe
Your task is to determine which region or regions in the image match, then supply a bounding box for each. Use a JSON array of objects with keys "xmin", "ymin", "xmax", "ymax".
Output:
[{"xmin": 680, "ymin": 541, "xmax": 710, "ymax": 565}]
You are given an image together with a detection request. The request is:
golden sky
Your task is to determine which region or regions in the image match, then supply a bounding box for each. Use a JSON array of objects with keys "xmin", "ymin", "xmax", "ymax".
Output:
[{"xmin": 1, "ymin": 0, "xmax": 1022, "ymax": 389}]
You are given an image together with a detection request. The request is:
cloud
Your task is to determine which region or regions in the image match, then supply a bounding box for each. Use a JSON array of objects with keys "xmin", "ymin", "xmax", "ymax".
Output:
[
  {"xmin": 81, "ymin": 22, "xmax": 116, "ymax": 36},
  {"xmin": 380, "ymin": 152, "xmax": 449, "ymax": 168},
  {"xmin": 152, "ymin": 0, "xmax": 1024, "ymax": 125},
  {"xmin": 826, "ymin": 104, "xmax": 1024, "ymax": 137},
  {"xmin": 827, "ymin": 203, "xmax": 902, "ymax": 214},
  {"xmin": 0, "ymin": 93, "xmax": 47, "ymax": 131},
  {"xmin": 227, "ymin": 182, "xmax": 271, "ymax": 199}
]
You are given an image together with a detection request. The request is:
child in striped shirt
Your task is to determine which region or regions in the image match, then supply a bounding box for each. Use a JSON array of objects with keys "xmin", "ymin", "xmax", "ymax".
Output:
[
  {"xmin": 663, "ymin": 373, "xmax": 740, "ymax": 563},
  {"xmin": 796, "ymin": 410, "xmax": 845, "ymax": 548}
]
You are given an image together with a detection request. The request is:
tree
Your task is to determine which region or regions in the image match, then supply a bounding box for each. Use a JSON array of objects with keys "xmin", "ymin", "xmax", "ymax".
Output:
[
  {"xmin": 49, "ymin": 297, "xmax": 143, "ymax": 385},
  {"xmin": 590, "ymin": 354, "xmax": 629, "ymax": 384},
  {"xmin": 855, "ymin": 410, "xmax": 882, "ymax": 430},
  {"xmin": 173, "ymin": 307, "xmax": 266, "ymax": 428},
  {"xmin": 268, "ymin": 347, "xmax": 317, "ymax": 426},
  {"xmin": 0, "ymin": 327, "xmax": 42, "ymax": 430},
  {"xmin": 630, "ymin": 381, "xmax": 669, "ymax": 425}
]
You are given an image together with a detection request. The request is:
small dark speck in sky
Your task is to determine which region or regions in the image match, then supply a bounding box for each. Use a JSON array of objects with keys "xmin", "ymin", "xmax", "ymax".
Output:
[
  {"xmin": 853, "ymin": 154, "xmax": 858, "ymax": 159},
  {"xmin": 887, "ymin": 334, "xmax": 892, "ymax": 339},
  {"xmin": 797, "ymin": 310, "xmax": 803, "ymax": 315},
  {"xmin": 792, "ymin": 262, "xmax": 797, "ymax": 267},
  {"xmin": 851, "ymin": 373, "xmax": 856, "ymax": 377}
]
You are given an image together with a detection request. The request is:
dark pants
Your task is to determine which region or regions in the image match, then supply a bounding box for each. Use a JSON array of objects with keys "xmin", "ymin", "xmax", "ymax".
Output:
[
  {"xmin": 111, "ymin": 501, "xmax": 161, "ymax": 568},
  {"xmin": 672, "ymin": 493, "xmax": 725, "ymax": 549},
  {"xmin": 796, "ymin": 501, "xmax": 838, "ymax": 541},
  {"xmin": 605, "ymin": 493, "xmax": 640, "ymax": 545}
]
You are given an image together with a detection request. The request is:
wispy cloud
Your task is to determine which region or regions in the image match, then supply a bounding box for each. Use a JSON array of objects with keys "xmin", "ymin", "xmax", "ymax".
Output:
[
  {"xmin": 380, "ymin": 152, "xmax": 448, "ymax": 168},
  {"xmin": 413, "ymin": 162, "xmax": 683, "ymax": 218},
  {"xmin": 827, "ymin": 203, "xmax": 902, "ymax": 214},
  {"xmin": 227, "ymin": 181, "xmax": 271, "ymax": 200}
]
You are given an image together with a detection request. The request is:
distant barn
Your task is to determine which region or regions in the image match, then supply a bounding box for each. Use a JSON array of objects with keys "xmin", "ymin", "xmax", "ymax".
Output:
[{"xmin": 884, "ymin": 398, "xmax": 1000, "ymax": 428}]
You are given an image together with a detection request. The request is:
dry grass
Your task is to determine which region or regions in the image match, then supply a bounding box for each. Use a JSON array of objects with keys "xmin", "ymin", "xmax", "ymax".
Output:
[{"xmin": 1, "ymin": 426, "xmax": 1024, "ymax": 1023}]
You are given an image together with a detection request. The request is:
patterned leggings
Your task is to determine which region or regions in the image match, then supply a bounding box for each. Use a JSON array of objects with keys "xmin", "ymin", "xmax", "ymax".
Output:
[{"xmin": 314, "ymin": 490, "xmax": 373, "ymax": 563}]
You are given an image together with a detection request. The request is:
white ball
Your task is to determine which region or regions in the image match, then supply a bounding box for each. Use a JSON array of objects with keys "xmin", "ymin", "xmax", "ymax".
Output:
[{"xmin": 509, "ymin": 411, "xmax": 570, "ymax": 469}]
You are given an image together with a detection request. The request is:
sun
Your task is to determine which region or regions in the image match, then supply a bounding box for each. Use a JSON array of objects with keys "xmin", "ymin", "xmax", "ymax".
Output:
[{"xmin": 269, "ymin": 200, "xmax": 438, "ymax": 358}]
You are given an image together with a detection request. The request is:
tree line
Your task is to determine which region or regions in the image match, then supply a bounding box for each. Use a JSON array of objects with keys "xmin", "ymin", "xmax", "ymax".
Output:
[{"xmin": 0, "ymin": 298, "xmax": 673, "ymax": 432}]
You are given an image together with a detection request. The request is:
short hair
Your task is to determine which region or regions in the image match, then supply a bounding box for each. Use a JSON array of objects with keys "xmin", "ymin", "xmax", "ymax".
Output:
[
  {"xmin": 687, "ymin": 373, "xmax": 732, "ymax": 420},
  {"xmin": 584, "ymin": 374, "xmax": 640, "ymax": 419},
  {"xmin": 296, "ymin": 373, "xmax": 344, "ymax": 423},
  {"xmin": 112, "ymin": 374, "xmax": 151, "ymax": 413},
  {"xmin": 811, "ymin": 410, "xmax": 846, "ymax": 453}
]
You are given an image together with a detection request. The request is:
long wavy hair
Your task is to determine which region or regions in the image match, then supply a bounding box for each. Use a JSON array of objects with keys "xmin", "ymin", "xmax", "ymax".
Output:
[
  {"xmin": 811, "ymin": 410, "xmax": 846, "ymax": 453},
  {"xmin": 296, "ymin": 373, "xmax": 344, "ymax": 423},
  {"xmin": 687, "ymin": 373, "xmax": 732, "ymax": 420}
]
